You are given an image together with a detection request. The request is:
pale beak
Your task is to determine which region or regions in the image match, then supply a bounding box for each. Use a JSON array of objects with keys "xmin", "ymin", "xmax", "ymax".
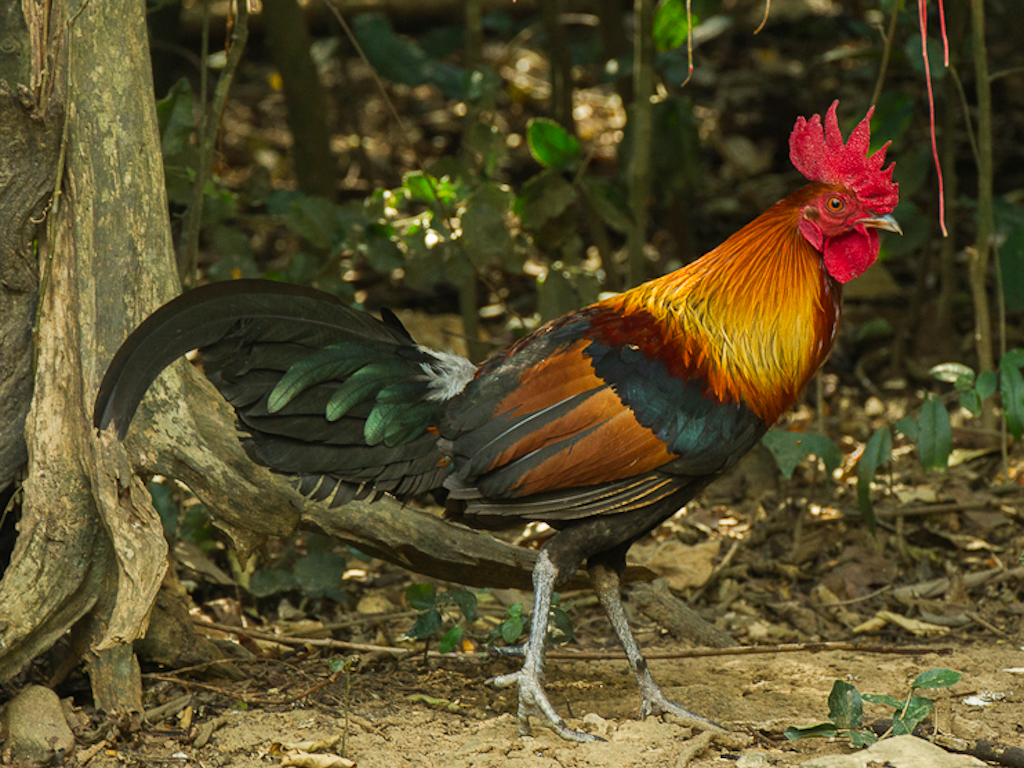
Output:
[{"xmin": 859, "ymin": 213, "xmax": 902, "ymax": 235}]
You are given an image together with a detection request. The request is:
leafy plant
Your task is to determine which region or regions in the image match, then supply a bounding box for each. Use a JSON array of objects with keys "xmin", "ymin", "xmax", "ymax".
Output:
[
  {"xmin": 785, "ymin": 669, "xmax": 962, "ymax": 747},
  {"xmin": 852, "ymin": 347, "xmax": 1024, "ymax": 530},
  {"xmin": 248, "ymin": 532, "xmax": 349, "ymax": 602},
  {"xmin": 403, "ymin": 583, "xmax": 478, "ymax": 653},
  {"xmin": 761, "ymin": 431, "xmax": 843, "ymax": 481},
  {"xmin": 485, "ymin": 600, "xmax": 575, "ymax": 648}
]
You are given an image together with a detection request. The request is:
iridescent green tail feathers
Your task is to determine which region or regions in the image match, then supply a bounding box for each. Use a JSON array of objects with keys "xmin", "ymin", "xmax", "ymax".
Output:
[{"xmin": 94, "ymin": 280, "xmax": 470, "ymax": 505}]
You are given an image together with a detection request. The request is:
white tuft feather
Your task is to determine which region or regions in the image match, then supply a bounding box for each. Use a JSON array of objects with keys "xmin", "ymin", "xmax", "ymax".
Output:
[{"xmin": 419, "ymin": 347, "xmax": 477, "ymax": 401}]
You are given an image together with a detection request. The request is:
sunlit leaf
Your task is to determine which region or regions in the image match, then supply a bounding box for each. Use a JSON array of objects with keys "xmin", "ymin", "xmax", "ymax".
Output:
[
  {"xmin": 929, "ymin": 362, "xmax": 975, "ymax": 384},
  {"xmin": 784, "ymin": 722, "xmax": 838, "ymax": 740},
  {"xmin": 827, "ymin": 680, "xmax": 864, "ymax": 730},
  {"xmin": 863, "ymin": 693, "xmax": 904, "ymax": 710},
  {"xmin": 912, "ymin": 669, "xmax": 962, "ymax": 689},
  {"xmin": 849, "ymin": 730, "xmax": 879, "ymax": 748},
  {"xmin": 893, "ymin": 697, "xmax": 933, "ymax": 735},
  {"xmin": 526, "ymin": 118, "xmax": 580, "ymax": 170},
  {"xmin": 653, "ymin": 0, "xmax": 694, "ymax": 52}
]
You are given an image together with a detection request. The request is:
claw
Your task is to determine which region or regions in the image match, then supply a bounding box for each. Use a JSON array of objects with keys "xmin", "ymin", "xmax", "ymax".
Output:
[
  {"xmin": 490, "ymin": 669, "xmax": 604, "ymax": 742},
  {"xmin": 488, "ymin": 550, "xmax": 605, "ymax": 742},
  {"xmin": 640, "ymin": 688, "xmax": 723, "ymax": 729},
  {"xmin": 589, "ymin": 561, "xmax": 722, "ymax": 730}
]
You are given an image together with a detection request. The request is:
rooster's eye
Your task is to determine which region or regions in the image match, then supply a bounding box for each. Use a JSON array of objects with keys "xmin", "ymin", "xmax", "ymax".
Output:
[{"xmin": 827, "ymin": 196, "xmax": 844, "ymax": 212}]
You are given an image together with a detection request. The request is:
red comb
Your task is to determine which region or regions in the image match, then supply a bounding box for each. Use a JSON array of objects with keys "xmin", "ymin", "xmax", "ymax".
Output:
[{"xmin": 790, "ymin": 100, "xmax": 898, "ymax": 214}]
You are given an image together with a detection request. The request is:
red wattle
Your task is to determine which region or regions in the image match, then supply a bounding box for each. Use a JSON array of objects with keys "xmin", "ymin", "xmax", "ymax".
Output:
[{"xmin": 822, "ymin": 228, "xmax": 880, "ymax": 283}]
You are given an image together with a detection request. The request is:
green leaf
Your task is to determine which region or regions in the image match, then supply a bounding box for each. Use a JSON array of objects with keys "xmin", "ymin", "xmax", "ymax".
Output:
[
  {"xmin": 893, "ymin": 697, "xmax": 933, "ymax": 735},
  {"xmin": 827, "ymin": 680, "xmax": 864, "ymax": 730},
  {"xmin": 405, "ymin": 608, "xmax": 442, "ymax": 640},
  {"xmin": 280, "ymin": 195, "xmax": 346, "ymax": 250},
  {"xmin": 862, "ymin": 693, "xmax": 904, "ymax": 710},
  {"xmin": 249, "ymin": 568, "xmax": 299, "ymax": 597},
  {"xmin": 362, "ymin": 227, "xmax": 405, "ymax": 273},
  {"xmin": 156, "ymin": 79, "xmax": 199, "ymax": 205},
  {"xmin": 461, "ymin": 183, "xmax": 517, "ymax": 270},
  {"xmin": 929, "ymin": 362, "xmax": 975, "ymax": 385},
  {"xmin": 406, "ymin": 583, "xmax": 437, "ymax": 611},
  {"xmin": 857, "ymin": 426, "xmax": 892, "ymax": 534},
  {"xmin": 439, "ymin": 626, "xmax": 464, "ymax": 654},
  {"xmin": 976, "ymin": 369, "xmax": 998, "ymax": 400},
  {"xmin": 904, "ymin": 35, "xmax": 947, "ymax": 81},
  {"xmin": 440, "ymin": 588, "xmax": 478, "ymax": 623},
  {"xmin": 959, "ymin": 389, "xmax": 982, "ymax": 417},
  {"xmin": 653, "ymin": 0, "xmax": 694, "ymax": 52},
  {"xmin": 1001, "ymin": 364, "xmax": 1024, "ymax": 441},
  {"xmin": 500, "ymin": 615, "xmax": 524, "ymax": 644},
  {"xmin": 783, "ymin": 722, "xmax": 838, "ymax": 740},
  {"xmin": 912, "ymin": 669, "xmax": 962, "ymax": 689},
  {"xmin": 328, "ymin": 655, "xmax": 358, "ymax": 673},
  {"xmin": 402, "ymin": 171, "xmax": 464, "ymax": 205},
  {"xmin": 352, "ymin": 13, "xmax": 467, "ymax": 98},
  {"xmin": 1002, "ymin": 348, "xmax": 1024, "ymax": 369},
  {"xmin": 917, "ymin": 395, "xmax": 952, "ymax": 470},
  {"xmin": 293, "ymin": 552, "xmax": 348, "ymax": 598},
  {"xmin": 855, "ymin": 318, "xmax": 894, "ymax": 343},
  {"xmin": 515, "ymin": 170, "xmax": 577, "ymax": 232},
  {"xmin": 526, "ymin": 118, "xmax": 580, "ymax": 170},
  {"xmin": 761, "ymin": 431, "xmax": 843, "ymax": 480},
  {"xmin": 578, "ymin": 176, "xmax": 632, "ymax": 234},
  {"xmin": 893, "ymin": 416, "xmax": 918, "ymax": 440},
  {"xmin": 994, "ymin": 199, "xmax": 1024, "ymax": 312},
  {"xmin": 849, "ymin": 730, "xmax": 879, "ymax": 748},
  {"xmin": 549, "ymin": 607, "xmax": 574, "ymax": 645}
]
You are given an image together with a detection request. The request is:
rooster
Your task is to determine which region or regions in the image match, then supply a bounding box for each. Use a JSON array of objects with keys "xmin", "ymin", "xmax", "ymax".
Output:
[{"xmin": 95, "ymin": 101, "xmax": 899, "ymax": 741}]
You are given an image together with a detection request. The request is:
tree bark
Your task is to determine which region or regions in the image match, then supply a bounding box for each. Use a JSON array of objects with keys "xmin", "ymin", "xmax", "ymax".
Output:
[{"xmin": 0, "ymin": 0, "xmax": 578, "ymax": 707}]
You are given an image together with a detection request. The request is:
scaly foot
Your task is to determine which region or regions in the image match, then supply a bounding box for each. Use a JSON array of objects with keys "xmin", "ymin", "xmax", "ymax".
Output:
[
  {"xmin": 640, "ymin": 687, "xmax": 722, "ymax": 729},
  {"xmin": 489, "ymin": 669, "xmax": 604, "ymax": 742}
]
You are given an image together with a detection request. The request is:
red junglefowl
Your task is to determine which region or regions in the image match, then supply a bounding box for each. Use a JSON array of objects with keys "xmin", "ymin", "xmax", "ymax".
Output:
[{"xmin": 94, "ymin": 100, "xmax": 899, "ymax": 742}]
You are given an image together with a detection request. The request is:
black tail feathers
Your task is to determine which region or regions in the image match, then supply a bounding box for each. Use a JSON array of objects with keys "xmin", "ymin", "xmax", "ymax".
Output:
[{"xmin": 94, "ymin": 279, "xmax": 456, "ymax": 502}]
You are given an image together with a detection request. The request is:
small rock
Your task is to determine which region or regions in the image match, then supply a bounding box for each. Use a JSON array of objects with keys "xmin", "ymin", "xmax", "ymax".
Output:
[
  {"xmin": 0, "ymin": 685, "xmax": 76, "ymax": 766},
  {"xmin": 581, "ymin": 713, "xmax": 614, "ymax": 739},
  {"xmin": 799, "ymin": 734, "xmax": 985, "ymax": 768},
  {"xmin": 736, "ymin": 750, "xmax": 772, "ymax": 767}
]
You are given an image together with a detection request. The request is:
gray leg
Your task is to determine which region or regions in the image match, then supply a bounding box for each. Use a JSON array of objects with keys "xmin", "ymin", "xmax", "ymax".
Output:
[
  {"xmin": 490, "ymin": 550, "xmax": 601, "ymax": 742},
  {"xmin": 589, "ymin": 561, "xmax": 718, "ymax": 726}
]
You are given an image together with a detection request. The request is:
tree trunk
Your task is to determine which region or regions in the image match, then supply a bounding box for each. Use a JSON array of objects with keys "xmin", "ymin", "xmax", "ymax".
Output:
[
  {"xmin": 0, "ymin": 0, "xmax": 172, "ymax": 709},
  {"xmin": 0, "ymin": 0, "xmax": 576, "ymax": 710}
]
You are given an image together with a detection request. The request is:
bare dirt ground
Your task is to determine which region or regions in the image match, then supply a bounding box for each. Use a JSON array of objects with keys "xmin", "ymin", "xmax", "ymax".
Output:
[{"xmin": 77, "ymin": 641, "xmax": 1022, "ymax": 767}]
